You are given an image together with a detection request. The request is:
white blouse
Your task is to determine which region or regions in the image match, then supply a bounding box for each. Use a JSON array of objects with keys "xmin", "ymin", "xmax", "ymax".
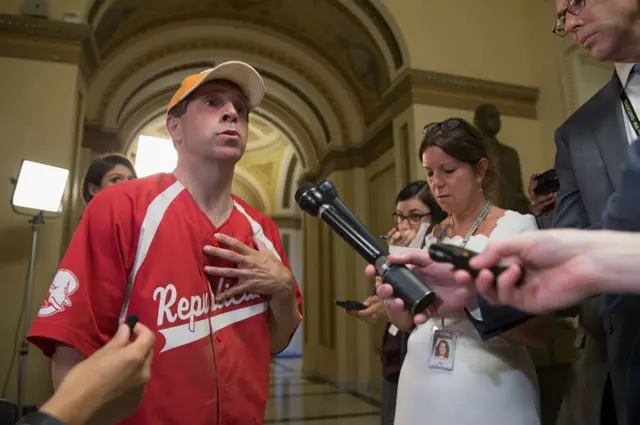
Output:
[{"xmin": 393, "ymin": 210, "xmax": 541, "ymax": 425}]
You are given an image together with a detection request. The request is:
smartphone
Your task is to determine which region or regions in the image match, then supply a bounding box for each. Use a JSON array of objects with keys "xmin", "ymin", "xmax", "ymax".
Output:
[
  {"xmin": 534, "ymin": 169, "xmax": 560, "ymax": 196},
  {"xmin": 428, "ymin": 243, "xmax": 525, "ymax": 286},
  {"xmin": 335, "ymin": 300, "xmax": 367, "ymax": 311}
]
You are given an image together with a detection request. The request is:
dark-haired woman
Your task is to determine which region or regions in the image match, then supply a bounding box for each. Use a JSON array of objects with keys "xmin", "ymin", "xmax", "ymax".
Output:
[
  {"xmin": 347, "ymin": 180, "xmax": 446, "ymax": 425},
  {"xmin": 82, "ymin": 154, "xmax": 137, "ymax": 203},
  {"xmin": 389, "ymin": 119, "xmax": 551, "ymax": 425},
  {"xmin": 384, "ymin": 180, "xmax": 447, "ymax": 248}
]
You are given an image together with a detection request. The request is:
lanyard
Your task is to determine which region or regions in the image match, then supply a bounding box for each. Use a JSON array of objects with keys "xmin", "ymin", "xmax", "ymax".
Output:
[
  {"xmin": 616, "ymin": 74, "xmax": 640, "ymax": 138},
  {"xmin": 436, "ymin": 200, "xmax": 492, "ymax": 248},
  {"xmin": 435, "ymin": 200, "xmax": 491, "ymax": 330}
]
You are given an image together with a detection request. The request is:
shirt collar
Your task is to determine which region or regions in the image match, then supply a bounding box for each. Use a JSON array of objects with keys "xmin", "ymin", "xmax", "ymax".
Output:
[{"xmin": 616, "ymin": 62, "xmax": 637, "ymax": 87}]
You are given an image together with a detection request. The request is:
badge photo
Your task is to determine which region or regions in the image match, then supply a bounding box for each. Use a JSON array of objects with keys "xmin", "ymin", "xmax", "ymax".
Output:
[{"xmin": 428, "ymin": 329, "xmax": 458, "ymax": 371}]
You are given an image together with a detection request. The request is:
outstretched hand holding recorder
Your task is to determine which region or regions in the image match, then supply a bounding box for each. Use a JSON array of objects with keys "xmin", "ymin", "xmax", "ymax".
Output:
[
  {"xmin": 450, "ymin": 229, "xmax": 640, "ymax": 314},
  {"xmin": 364, "ymin": 242, "xmax": 525, "ymax": 326},
  {"xmin": 428, "ymin": 243, "xmax": 525, "ymax": 286}
]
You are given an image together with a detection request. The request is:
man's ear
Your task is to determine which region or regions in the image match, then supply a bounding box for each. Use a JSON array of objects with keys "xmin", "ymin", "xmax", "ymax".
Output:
[{"xmin": 166, "ymin": 115, "xmax": 182, "ymax": 144}]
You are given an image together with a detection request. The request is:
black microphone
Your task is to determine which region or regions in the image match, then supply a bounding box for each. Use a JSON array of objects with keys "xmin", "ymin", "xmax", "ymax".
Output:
[
  {"xmin": 295, "ymin": 184, "xmax": 436, "ymax": 315},
  {"xmin": 316, "ymin": 180, "xmax": 387, "ymax": 253}
]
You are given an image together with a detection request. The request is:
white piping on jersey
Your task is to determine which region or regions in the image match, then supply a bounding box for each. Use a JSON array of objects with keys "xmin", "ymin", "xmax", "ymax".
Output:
[
  {"xmin": 118, "ymin": 179, "xmax": 281, "ymax": 326},
  {"xmin": 119, "ymin": 180, "xmax": 185, "ymax": 324},
  {"xmin": 158, "ymin": 302, "xmax": 268, "ymax": 353},
  {"xmin": 232, "ymin": 201, "xmax": 281, "ymax": 261}
]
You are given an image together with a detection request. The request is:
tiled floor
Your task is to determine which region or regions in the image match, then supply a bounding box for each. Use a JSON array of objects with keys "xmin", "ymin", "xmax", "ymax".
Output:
[{"xmin": 265, "ymin": 357, "xmax": 381, "ymax": 424}]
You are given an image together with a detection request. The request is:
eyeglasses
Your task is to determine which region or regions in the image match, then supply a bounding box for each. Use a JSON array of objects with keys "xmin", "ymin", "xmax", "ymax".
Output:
[
  {"xmin": 392, "ymin": 212, "xmax": 431, "ymax": 225},
  {"xmin": 423, "ymin": 118, "xmax": 481, "ymax": 145},
  {"xmin": 552, "ymin": 0, "xmax": 586, "ymax": 37},
  {"xmin": 423, "ymin": 118, "xmax": 470, "ymax": 136}
]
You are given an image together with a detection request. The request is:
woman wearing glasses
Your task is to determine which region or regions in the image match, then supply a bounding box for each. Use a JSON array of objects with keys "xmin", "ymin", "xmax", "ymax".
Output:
[
  {"xmin": 347, "ymin": 181, "xmax": 445, "ymax": 425},
  {"xmin": 385, "ymin": 181, "xmax": 447, "ymax": 248},
  {"xmin": 388, "ymin": 118, "xmax": 551, "ymax": 425}
]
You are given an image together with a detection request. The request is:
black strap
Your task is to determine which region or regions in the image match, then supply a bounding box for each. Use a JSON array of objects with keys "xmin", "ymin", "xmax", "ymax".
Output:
[
  {"xmin": 616, "ymin": 73, "xmax": 640, "ymax": 138},
  {"xmin": 17, "ymin": 411, "xmax": 66, "ymax": 425}
]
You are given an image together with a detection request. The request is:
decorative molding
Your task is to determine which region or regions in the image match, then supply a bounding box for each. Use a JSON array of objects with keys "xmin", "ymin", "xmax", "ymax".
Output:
[
  {"xmin": 233, "ymin": 167, "xmax": 271, "ymax": 212},
  {"xmin": 300, "ymin": 121, "xmax": 394, "ymax": 183},
  {"xmin": 398, "ymin": 122, "xmax": 411, "ymax": 185},
  {"xmin": 281, "ymin": 233, "xmax": 290, "ymax": 259},
  {"xmin": 114, "ymin": 62, "xmax": 332, "ymax": 146},
  {"xmin": 298, "ymin": 68, "xmax": 538, "ymax": 182},
  {"xmin": 354, "ymin": 0, "xmax": 403, "ymax": 69},
  {"xmin": 270, "ymin": 215, "xmax": 302, "ymax": 230},
  {"xmin": 320, "ymin": 228, "xmax": 336, "ymax": 350},
  {"xmin": 282, "ymin": 154, "xmax": 299, "ymax": 210},
  {"xmin": 0, "ymin": 14, "xmax": 101, "ymax": 83},
  {"xmin": 1, "ymin": 14, "xmax": 540, "ymax": 183},
  {"xmin": 1, "ymin": 15, "xmax": 539, "ymax": 187},
  {"xmin": 83, "ymin": 122, "xmax": 123, "ymax": 153},
  {"xmin": 95, "ymin": 38, "xmax": 347, "ymax": 143},
  {"xmin": 90, "ymin": 2, "xmax": 391, "ymax": 104},
  {"xmin": 373, "ymin": 68, "xmax": 540, "ymax": 124},
  {"xmin": 115, "ymin": 61, "xmax": 214, "ymax": 124}
]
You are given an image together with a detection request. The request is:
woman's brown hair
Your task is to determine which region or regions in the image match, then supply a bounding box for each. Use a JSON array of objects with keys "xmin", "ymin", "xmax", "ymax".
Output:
[
  {"xmin": 81, "ymin": 154, "xmax": 137, "ymax": 203},
  {"xmin": 419, "ymin": 118, "xmax": 495, "ymax": 193}
]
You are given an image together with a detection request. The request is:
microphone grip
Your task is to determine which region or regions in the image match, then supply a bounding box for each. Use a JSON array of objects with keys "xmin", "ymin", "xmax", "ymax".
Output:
[
  {"xmin": 376, "ymin": 258, "xmax": 436, "ymax": 315},
  {"xmin": 333, "ymin": 198, "xmax": 387, "ymax": 253},
  {"xmin": 319, "ymin": 205, "xmax": 382, "ymax": 263}
]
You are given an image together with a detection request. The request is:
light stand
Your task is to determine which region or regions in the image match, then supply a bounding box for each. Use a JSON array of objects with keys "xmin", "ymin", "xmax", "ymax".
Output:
[
  {"xmin": 9, "ymin": 160, "xmax": 69, "ymax": 419},
  {"xmin": 16, "ymin": 211, "xmax": 44, "ymax": 418}
]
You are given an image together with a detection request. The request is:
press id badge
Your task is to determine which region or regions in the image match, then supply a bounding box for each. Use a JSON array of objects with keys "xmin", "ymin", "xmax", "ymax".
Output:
[{"xmin": 428, "ymin": 329, "xmax": 459, "ymax": 371}]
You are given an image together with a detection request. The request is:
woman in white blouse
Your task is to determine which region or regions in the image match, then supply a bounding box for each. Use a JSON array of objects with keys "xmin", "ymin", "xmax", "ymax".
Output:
[{"xmin": 380, "ymin": 118, "xmax": 552, "ymax": 425}]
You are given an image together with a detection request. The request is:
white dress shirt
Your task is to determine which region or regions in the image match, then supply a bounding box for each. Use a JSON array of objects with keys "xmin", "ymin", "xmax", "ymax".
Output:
[{"xmin": 615, "ymin": 62, "xmax": 640, "ymax": 145}]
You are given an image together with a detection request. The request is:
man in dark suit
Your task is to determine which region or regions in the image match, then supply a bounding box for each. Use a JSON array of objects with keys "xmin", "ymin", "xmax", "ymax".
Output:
[
  {"xmin": 582, "ymin": 135, "xmax": 640, "ymax": 425},
  {"xmin": 550, "ymin": 70, "xmax": 628, "ymax": 425},
  {"xmin": 543, "ymin": 1, "xmax": 640, "ymax": 425}
]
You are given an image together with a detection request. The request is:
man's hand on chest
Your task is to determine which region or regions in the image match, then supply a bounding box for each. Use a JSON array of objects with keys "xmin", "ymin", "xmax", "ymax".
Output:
[{"xmin": 202, "ymin": 233, "xmax": 295, "ymax": 302}]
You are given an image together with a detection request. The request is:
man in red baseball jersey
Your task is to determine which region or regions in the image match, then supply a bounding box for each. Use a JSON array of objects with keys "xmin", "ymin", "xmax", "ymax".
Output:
[{"xmin": 27, "ymin": 61, "xmax": 303, "ymax": 425}]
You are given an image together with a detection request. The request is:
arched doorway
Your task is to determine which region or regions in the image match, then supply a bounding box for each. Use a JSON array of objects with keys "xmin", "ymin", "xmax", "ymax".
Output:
[{"xmin": 83, "ymin": 0, "xmax": 407, "ymax": 364}]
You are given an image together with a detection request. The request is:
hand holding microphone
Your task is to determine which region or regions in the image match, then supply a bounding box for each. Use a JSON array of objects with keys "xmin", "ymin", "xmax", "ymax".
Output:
[
  {"xmin": 369, "ymin": 249, "xmax": 479, "ymax": 325},
  {"xmin": 295, "ymin": 183, "xmax": 436, "ymax": 315}
]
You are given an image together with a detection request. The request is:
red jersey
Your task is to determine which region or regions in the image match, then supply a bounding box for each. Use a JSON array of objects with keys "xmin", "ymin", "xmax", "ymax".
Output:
[{"xmin": 27, "ymin": 173, "xmax": 303, "ymax": 425}]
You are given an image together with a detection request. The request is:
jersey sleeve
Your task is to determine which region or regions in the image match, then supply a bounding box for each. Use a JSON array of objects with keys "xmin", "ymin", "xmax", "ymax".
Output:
[
  {"xmin": 260, "ymin": 218, "xmax": 303, "ymax": 354},
  {"xmin": 27, "ymin": 189, "xmax": 136, "ymax": 358}
]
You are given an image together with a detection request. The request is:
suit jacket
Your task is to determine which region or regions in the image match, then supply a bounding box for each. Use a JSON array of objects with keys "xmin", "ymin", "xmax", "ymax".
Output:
[
  {"xmin": 553, "ymin": 73, "xmax": 634, "ymax": 425},
  {"xmin": 602, "ymin": 139, "xmax": 640, "ymax": 231},
  {"xmin": 601, "ymin": 139, "xmax": 640, "ymax": 425},
  {"xmin": 466, "ymin": 297, "xmax": 532, "ymax": 340}
]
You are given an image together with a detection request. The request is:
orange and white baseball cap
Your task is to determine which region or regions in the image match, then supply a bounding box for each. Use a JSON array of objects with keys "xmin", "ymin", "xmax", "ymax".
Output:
[{"xmin": 167, "ymin": 61, "xmax": 265, "ymax": 113}]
